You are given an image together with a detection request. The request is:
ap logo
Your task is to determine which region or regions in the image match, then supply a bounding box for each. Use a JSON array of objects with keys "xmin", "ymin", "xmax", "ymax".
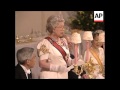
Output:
[{"xmin": 94, "ymin": 11, "xmax": 104, "ymax": 22}]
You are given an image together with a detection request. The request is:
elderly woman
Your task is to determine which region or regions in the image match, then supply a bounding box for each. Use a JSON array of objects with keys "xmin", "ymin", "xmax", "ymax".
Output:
[
  {"xmin": 83, "ymin": 31, "xmax": 105, "ymax": 79},
  {"xmin": 37, "ymin": 14, "xmax": 75, "ymax": 79},
  {"xmin": 15, "ymin": 47, "xmax": 36, "ymax": 79}
]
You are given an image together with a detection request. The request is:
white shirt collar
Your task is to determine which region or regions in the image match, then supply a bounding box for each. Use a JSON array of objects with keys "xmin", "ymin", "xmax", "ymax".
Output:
[{"xmin": 20, "ymin": 64, "xmax": 31, "ymax": 74}]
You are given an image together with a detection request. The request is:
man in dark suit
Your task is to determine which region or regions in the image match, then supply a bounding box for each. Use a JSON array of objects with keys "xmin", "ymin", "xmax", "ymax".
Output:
[{"xmin": 15, "ymin": 47, "xmax": 36, "ymax": 79}]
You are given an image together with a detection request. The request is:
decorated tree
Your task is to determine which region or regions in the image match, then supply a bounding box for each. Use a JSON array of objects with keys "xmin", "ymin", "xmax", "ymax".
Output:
[{"xmin": 68, "ymin": 11, "xmax": 104, "ymax": 31}]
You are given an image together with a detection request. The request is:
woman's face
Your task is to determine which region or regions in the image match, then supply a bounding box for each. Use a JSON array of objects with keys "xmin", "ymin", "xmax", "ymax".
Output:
[
  {"xmin": 92, "ymin": 35, "xmax": 100, "ymax": 49},
  {"xmin": 99, "ymin": 42, "xmax": 104, "ymax": 47},
  {"xmin": 53, "ymin": 22, "xmax": 64, "ymax": 37}
]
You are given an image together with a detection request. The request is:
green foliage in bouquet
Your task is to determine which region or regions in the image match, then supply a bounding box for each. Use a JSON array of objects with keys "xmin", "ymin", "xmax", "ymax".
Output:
[{"xmin": 69, "ymin": 11, "xmax": 104, "ymax": 31}]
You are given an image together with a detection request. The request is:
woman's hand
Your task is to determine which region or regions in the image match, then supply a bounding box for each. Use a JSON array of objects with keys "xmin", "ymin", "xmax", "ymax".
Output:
[{"xmin": 50, "ymin": 64, "xmax": 70, "ymax": 73}]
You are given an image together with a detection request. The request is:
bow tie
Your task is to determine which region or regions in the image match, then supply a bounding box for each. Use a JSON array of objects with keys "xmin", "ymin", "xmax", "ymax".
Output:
[
  {"xmin": 27, "ymin": 73, "xmax": 32, "ymax": 79},
  {"xmin": 26, "ymin": 69, "xmax": 31, "ymax": 74}
]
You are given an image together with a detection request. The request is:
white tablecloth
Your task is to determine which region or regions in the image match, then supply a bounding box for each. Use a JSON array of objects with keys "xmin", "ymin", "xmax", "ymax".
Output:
[{"xmin": 15, "ymin": 37, "xmax": 45, "ymax": 79}]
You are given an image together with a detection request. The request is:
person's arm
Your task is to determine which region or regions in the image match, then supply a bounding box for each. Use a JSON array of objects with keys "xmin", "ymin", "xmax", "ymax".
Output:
[
  {"xmin": 39, "ymin": 59, "xmax": 50, "ymax": 70},
  {"xmin": 102, "ymin": 48, "xmax": 105, "ymax": 65},
  {"xmin": 37, "ymin": 39, "xmax": 70, "ymax": 73},
  {"xmin": 39, "ymin": 59, "xmax": 70, "ymax": 72},
  {"xmin": 99, "ymin": 47, "xmax": 104, "ymax": 65}
]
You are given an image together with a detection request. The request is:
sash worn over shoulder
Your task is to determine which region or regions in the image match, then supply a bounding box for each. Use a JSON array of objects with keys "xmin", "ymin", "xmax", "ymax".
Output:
[
  {"xmin": 89, "ymin": 48, "xmax": 104, "ymax": 72},
  {"xmin": 45, "ymin": 37, "xmax": 68, "ymax": 63}
]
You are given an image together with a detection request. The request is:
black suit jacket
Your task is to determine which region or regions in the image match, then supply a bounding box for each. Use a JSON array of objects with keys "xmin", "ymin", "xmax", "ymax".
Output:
[{"xmin": 15, "ymin": 64, "xmax": 32, "ymax": 79}]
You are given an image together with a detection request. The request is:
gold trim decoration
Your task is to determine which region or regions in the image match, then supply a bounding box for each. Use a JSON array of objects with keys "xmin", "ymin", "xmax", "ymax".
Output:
[
  {"xmin": 83, "ymin": 58, "xmax": 95, "ymax": 74},
  {"xmin": 82, "ymin": 57, "xmax": 96, "ymax": 79},
  {"xmin": 89, "ymin": 48, "xmax": 104, "ymax": 73},
  {"xmin": 72, "ymin": 65, "xmax": 83, "ymax": 76},
  {"xmin": 39, "ymin": 44, "xmax": 49, "ymax": 54}
]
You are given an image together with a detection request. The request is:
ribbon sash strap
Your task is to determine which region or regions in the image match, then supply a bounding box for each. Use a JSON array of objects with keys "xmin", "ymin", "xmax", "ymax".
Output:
[
  {"xmin": 89, "ymin": 48, "xmax": 103, "ymax": 72},
  {"xmin": 45, "ymin": 37, "xmax": 67, "ymax": 63}
]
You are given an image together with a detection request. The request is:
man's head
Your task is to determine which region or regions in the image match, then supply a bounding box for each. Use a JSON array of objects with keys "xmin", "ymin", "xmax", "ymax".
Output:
[{"xmin": 17, "ymin": 47, "xmax": 36, "ymax": 69}]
